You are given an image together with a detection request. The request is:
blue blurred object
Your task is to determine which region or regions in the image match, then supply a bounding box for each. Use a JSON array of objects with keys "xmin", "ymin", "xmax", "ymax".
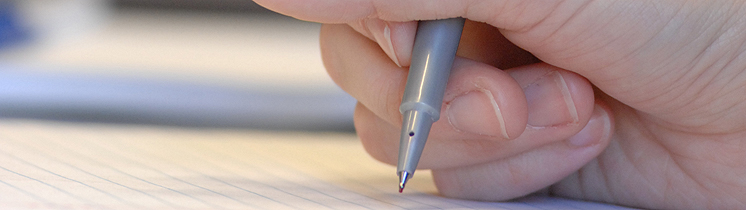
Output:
[
  {"xmin": 0, "ymin": 1, "xmax": 29, "ymax": 48},
  {"xmin": 0, "ymin": 65, "xmax": 357, "ymax": 131}
]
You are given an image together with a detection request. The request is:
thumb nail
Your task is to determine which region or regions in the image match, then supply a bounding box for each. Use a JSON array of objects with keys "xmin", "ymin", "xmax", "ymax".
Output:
[
  {"xmin": 524, "ymin": 71, "xmax": 579, "ymax": 128},
  {"xmin": 446, "ymin": 89, "xmax": 510, "ymax": 139},
  {"xmin": 567, "ymin": 104, "xmax": 610, "ymax": 147}
]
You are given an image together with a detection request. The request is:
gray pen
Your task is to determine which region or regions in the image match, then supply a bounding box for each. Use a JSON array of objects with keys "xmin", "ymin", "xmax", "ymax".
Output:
[{"xmin": 398, "ymin": 18, "xmax": 465, "ymax": 192}]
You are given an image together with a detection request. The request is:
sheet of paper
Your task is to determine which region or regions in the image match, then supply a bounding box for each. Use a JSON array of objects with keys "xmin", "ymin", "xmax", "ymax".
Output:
[{"xmin": 0, "ymin": 120, "xmax": 632, "ymax": 209}]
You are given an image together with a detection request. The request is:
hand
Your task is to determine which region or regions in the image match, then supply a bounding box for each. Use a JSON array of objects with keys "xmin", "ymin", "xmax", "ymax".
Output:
[{"xmin": 254, "ymin": 1, "xmax": 746, "ymax": 208}]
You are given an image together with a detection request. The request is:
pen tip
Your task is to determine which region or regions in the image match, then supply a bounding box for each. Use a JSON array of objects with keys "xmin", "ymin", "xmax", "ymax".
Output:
[{"xmin": 398, "ymin": 171, "xmax": 410, "ymax": 193}]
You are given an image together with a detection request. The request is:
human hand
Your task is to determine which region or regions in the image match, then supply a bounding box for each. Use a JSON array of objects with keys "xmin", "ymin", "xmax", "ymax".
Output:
[{"xmin": 254, "ymin": 1, "xmax": 746, "ymax": 209}]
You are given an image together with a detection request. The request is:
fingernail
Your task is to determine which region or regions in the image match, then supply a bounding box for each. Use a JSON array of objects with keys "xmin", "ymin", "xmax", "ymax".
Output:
[
  {"xmin": 524, "ymin": 71, "xmax": 579, "ymax": 128},
  {"xmin": 382, "ymin": 25, "xmax": 400, "ymax": 67},
  {"xmin": 446, "ymin": 89, "xmax": 509, "ymax": 139},
  {"xmin": 365, "ymin": 19, "xmax": 401, "ymax": 67},
  {"xmin": 568, "ymin": 104, "xmax": 610, "ymax": 147}
]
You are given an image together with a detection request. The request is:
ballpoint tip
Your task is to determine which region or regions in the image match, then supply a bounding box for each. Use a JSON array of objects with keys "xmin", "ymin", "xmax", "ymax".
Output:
[{"xmin": 398, "ymin": 171, "xmax": 410, "ymax": 193}]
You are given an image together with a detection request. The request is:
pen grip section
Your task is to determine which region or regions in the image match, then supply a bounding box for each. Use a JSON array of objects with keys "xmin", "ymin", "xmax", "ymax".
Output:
[{"xmin": 399, "ymin": 18, "xmax": 465, "ymax": 121}]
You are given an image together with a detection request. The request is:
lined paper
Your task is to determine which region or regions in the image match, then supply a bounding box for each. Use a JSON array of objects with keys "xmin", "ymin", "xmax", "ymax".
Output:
[{"xmin": 0, "ymin": 120, "xmax": 631, "ymax": 209}]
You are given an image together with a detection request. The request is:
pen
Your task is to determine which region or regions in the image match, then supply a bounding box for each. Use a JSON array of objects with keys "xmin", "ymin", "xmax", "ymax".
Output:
[{"xmin": 397, "ymin": 18, "xmax": 465, "ymax": 192}]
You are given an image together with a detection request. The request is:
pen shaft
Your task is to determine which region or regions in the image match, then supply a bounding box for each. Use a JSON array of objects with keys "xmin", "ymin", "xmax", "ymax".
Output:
[{"xmin": 397, "ymin": 18, "xmax": 465, "ymax": 188}]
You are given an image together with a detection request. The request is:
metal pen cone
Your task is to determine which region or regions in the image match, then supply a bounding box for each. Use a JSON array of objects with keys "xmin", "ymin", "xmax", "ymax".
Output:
[{"xmin": 397, "ymin": 110, "xmax": 434, "ymax": 174}]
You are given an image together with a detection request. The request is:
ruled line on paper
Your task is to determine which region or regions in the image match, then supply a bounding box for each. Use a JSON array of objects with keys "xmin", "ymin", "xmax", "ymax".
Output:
[{"xmin": 0, "ymin": 130, "xmax": 182, "ymax": 209}]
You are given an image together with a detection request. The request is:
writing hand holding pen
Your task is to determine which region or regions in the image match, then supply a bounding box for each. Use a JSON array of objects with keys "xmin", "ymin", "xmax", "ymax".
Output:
[{"xmin": 255, "ymin": 0, "xmax": 746, "ymax": 209}]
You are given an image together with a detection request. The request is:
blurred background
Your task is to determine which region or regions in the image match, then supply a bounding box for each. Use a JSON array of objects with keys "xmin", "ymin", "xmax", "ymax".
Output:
[{"xmin": 0, "ymin": 0, "xmax": 357, "ymax": 131}]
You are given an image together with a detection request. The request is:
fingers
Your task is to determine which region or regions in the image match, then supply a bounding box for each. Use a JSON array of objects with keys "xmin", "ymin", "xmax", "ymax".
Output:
[
  {"xmin": 322, "ymin": 24, "xmax": 532, "ymax": 141},
  {"xmin": 347, "ymin": 19, "xmax": 539, "ymax": 68},
  {"xmin": 324, "ymin": 23, "xmax": 598, "ymax": 170},
  {"xmin": 320, "ymin": 24, "xmax": 407, "ymax": 127},
  {"xmin": 355, "ymin": 62, "xmax": 596, "ymax": 169},
  {"xmin": 323, "ymin": 23, "xmax": 532, "ymax": 138},
  {"xmin": 431, "ymin": 104, "xmax": 614, "ymax": 201},
  {"xmin": 322, "ymin": 23, "xmax": 572, "ymax": 134}
]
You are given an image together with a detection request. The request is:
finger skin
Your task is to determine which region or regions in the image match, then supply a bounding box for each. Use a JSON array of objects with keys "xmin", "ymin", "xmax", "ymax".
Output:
[
  {"xmin": 320, "ymin": 23, "xmax": 406, "ymax": 127},
  {"xmin": 347, "ymin": 19, "xmax": 539, "ymax": 68},
  {"xmin": 322, "ymin": 23, "xmax": 531, "ymax": 139},
  {"xmin": 354, "ymin": 65, "xmax": 595, "ymax": 169},
  {"xmin": 356, "ymin": 101, "xmax": 614, "ymax": 201},
  {"xmin": 457, "ymin": 20, "xmax": 539, "ymax": 70},
  {"xmin": 347, "ymin": 19, "xmax": 418, "ymax": 67},
  {"xmin": 432, "ymin": 104, "xmax": 614, "ymax": 201},
  {"xmin": 253, "ymin": 0, "xmax": 562, "ymax": 30}
]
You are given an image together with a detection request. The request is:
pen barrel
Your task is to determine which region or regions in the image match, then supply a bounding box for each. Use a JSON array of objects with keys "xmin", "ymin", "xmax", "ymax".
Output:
[
  {"xmin": 397, "ymin": 18, "xmax": 465, "ymax": 176},
  {"xmin": 399, "ymin": 18, "xmax": 465, "ymax": 120}
]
